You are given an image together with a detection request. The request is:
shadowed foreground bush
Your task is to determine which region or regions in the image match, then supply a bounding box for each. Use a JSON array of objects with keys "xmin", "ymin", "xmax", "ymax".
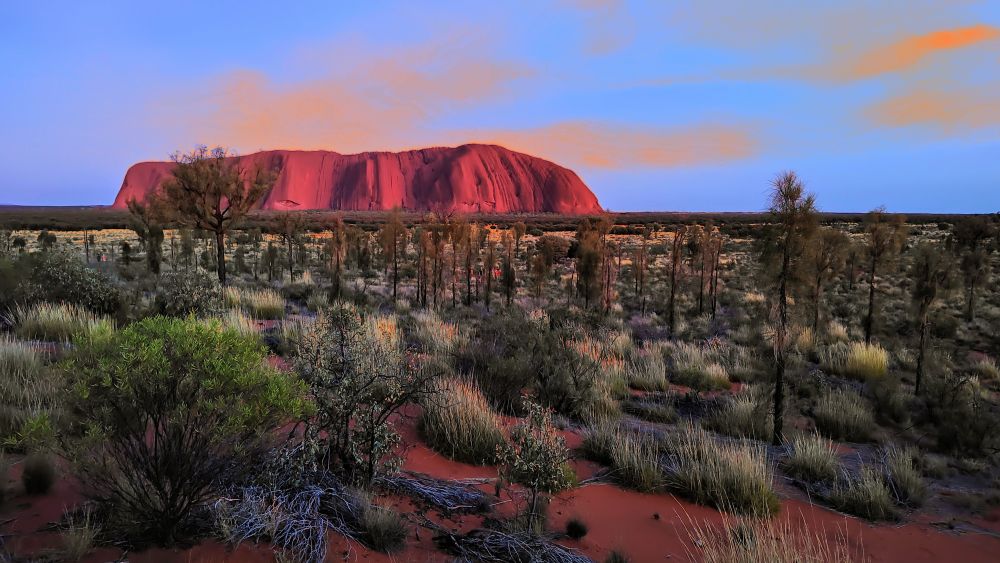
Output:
[{"xmin": 62, "ymin": 316, "xmax": 309, "ymax": 545}]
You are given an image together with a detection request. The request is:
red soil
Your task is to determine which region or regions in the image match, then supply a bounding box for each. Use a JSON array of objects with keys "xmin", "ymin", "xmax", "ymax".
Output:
[
  {"xmin": 112, "ymin": 144, "xmax": 603, "ymax": 215},
  {"xmin": 5, "ymin": 412, "xmax": 999, "ymax": 562}
]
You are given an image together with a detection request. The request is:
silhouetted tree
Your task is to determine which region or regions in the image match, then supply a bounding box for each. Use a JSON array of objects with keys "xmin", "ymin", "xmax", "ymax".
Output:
[
  {"xmin": 862, "ymin": 208, "xmax": 907, "ymax": 343},
  {"xmin": 803, "ymin": 227, "xmax": 848, "ymax": 333},
  {"xmin": 910, "ymin": 242, "xmax": 954, "ymax": 395},
  {"xmin": 668, "ymin": 225, "xmax": 687, "ymax": 336}
]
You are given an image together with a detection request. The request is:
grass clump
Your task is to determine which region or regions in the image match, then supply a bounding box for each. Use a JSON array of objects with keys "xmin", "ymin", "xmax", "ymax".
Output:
[
  {"xmin": 0, "ymin": 336, "xmax": 60, "ymax": 446},
  {"xmin": 830, "ymin": 466, "xmax": 897, "ymax": 520},
  {"xmin": 884, "ymin": 446, "xmax": 926, "ymax": 507},
  {"xmin": 62, "ymin": 508, "xmax": 100, "ymax": 562},
  {"xmin": 22, "ymin": 452, "xmax": 56, "ymax": 495},
  {"xmin": 419, "ymin": 377, "xmax": 506, "ymax": 465},
  {"xmin": 686, "ymin": 515, "xmax": 854, "ymax": 563},
  {"xmin": 814, "ymin": 389, "xmax": 874, "ymax": 442},
  {"xmin": 706, "ymin": 385, "xmax": 771, "ymax": 440},
  {"xmin": 360, "ymin": 503, "xmax": 407, "ymax": 553},
  {"xmin": 783, "ymin": 433, "xmax": 839, "ymax": 484},
  {"xmin": 14, "ymin": 302, "xmax": 107, "ymax": 341},
  {"xmin": 667, "ymin": 343, "xmax": 731, "ymax": 391},
  {"xmin": 624, "ymin": 350, "xmax": 669, "ymax": 392},
  {"xmin": 623, "ymin": 397, "xmax": 676, "ymax": 424},
  {"xmin": 663, "ymin": 425, "xmax": 778, "ymax": 516},
  {"xmin": 608, "ymin": 432, "xmax": 664, "ymax": 492},
  {"xmin": 225, "ymin": 286, "xmax": 286, "ymax": 319},
  {"xmin": 821, "ymin": 342, "xmax": 888, "ymax": 381}
]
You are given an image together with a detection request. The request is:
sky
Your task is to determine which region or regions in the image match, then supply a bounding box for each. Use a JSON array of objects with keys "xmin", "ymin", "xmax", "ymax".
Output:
[{"xmin": 2, "ymin": 0, "xmax": 1000, "ymax": 212}]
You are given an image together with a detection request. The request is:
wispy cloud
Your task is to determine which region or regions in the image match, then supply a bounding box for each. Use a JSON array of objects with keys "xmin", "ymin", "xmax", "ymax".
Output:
[{"xmin": 864, "ymin": 85, "xmax": 1000, "ymax": 131}]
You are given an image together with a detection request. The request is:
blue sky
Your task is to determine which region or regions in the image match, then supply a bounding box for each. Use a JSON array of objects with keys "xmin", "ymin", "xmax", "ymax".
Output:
[{"xmin": 2, "ymin": 1, "xmax": 1000, "ymax": 212}]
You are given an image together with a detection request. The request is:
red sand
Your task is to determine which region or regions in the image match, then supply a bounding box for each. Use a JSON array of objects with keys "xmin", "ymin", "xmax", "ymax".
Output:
[
  {"xmin": 6, "ymin": 414, "xmax": 1000, "ymax": 562},
  {"xmin": 112, "ymin": 144, "xmax": 603, "ymax": 215}
]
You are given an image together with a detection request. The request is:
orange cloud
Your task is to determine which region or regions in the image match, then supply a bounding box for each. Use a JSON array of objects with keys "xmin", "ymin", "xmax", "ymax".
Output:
[
  {"xmin": 846, "ymin": 24, "xmax": 1000, "ymax": 79},
  {"xmin": 461, "ymin": 121, "xmax": 759, "ymax": 168},
  {"xmin": 865, "ymin": 86, "xmax": 1000, "ymax": 131}
]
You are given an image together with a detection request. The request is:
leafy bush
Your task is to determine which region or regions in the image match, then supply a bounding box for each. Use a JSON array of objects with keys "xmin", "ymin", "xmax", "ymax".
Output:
[
  {"xmin": 22, "ymin": 452, "xmax": 56, "ymax": 494},
  {"xmin": 830, "ymin": 466, "xmax": 897, "ymax": 520},
  {"xmin": 814, "ymin": 389, "xmax": 874, "ymax": 442},
  {"xmin": 498, "ymin": 402, "xmax": 574, "ymax": 532},
  {"xmin": 663, "ymin": 425, "xmax": 778, "ymax": 516},
  {"xmin": 419, "ymin": 377, "xmax": 506, "ymax": 465},
  {"xmin": 15, "ymin": 251, "xmax": 121, "ymax": 315},
  {"xmin": 295, "ymin": 305, "xmax": 433, "ymax": 486},
  {"xmin": 154, "ymin": 269, "xmax": 220, "ymax": 317},
  {"xmin": 783, "ymin": 433, "xmax": 839, "ymax": 484},
  {"xmin": 62, "ymin": 316, "xmax": 309, "ymax": 544}
]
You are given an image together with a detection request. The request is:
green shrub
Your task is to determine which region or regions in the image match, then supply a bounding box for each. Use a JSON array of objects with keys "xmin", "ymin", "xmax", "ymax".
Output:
[
  {"xmin": 62, "ymin": 316, "xmax": 309, "ymax": 544},
  {"xmin": 22, "ymin": 452, "xmax": 56, "ymax": 495},
  {"xmin": 814, "ymin": 389, "xmax": 874, "ymax": 442},
  {"xmin": 16, "ymin": 251, "xmax": 121, "ymax": 315},
  {"xmin": 783, "ymin": 433, "xmax": 839, "ymax": 483},
  {"xmin": 830, "ymin": 466, "xmax": 897, "ymax": 520},
  {"xmin": 663, "ymin": 425, "xmax": 778, "ymax": 516},
  {"xmin": 419, "ymin": 377, "xmax": 506, "ymax": 465},
  {"xmin": 0, "ymin": 337, "xmax": 60, "ymax": 447},
  {"xmin": 154, "ymin": 270, "xmax": 220, "ymax": 317}
]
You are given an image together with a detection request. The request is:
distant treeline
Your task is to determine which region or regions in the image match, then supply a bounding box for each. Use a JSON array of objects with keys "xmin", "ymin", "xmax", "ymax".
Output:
[{"xmin": 0, "ymin": 205, "xmax": 994, "ymax": 233}]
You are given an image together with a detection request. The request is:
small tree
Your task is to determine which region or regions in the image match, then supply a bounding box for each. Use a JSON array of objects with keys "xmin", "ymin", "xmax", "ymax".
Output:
[
  {"xmin": 379, "ymin": 209, "xmax": 407, "ymax": 303},
  {"xmin": 862, "ymin": 208, "xmax": 907, "ymax": 343},
  {"xmin": 910, "ymin": 243, "xmax": 954, "ymax": 395},
  {"xmin": 803, "ymin": 227, "xmax": 848, "ymax": 333},
  {"xmin": 152, "ymin": 147, "xmax": 273, "ymax": 284},
  {"xmin": 294, "ymin": 305, "xmax": 434, "ymax": 486},
  {"xmin": 62, "ymin": 317, "xmax": 308, "ymax": 544},
  {"xmin": 127, "ymin": 199, "xmax": 165, "ymax": 275},
  {"xmin": 668, "ymin": 225, "xmax": 687, "ymax": 336},
  {"xmin": 761, "ymin": 171, "xmax": 817, "ymax": 445},
  {"xmin": 276, "ymin": 211, "xmax": 307, "ymax": 282},
  {"xmin": 498, "ymin": 402, "xmax": 573, "ymax": 534}
]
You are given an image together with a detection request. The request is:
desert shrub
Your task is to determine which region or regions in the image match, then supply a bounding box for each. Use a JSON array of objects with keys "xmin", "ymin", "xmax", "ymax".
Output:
[
  {"xmin": 884, "ymin": 446, "xmax": 926, "ymax": 507},
  {"xmin": 419, "ymin": 377, "xmax": 506, "ymax": 465},
  {"xmin": 154, "ymin": 269, "xmax": 220, "ymax": 317},
  {"xmin": 608, "ymin": 432, "xmax": 664, "ymax": 492},
  {"xmin": 814, "ymin": 389, "xmax": 874, "ymax": 442},
  {"xmin": 783, "ymin": 433, "xmax": 839, "ymax": 483},
  {"xmin": 14, "ymin": 302, "xmax": 109, "ymax": 341},
  {"xmin": 16, "ymin": 251, "xmax": 121, "ymax": 315},
  {"xmin": 663, "ymin": 425, "xmax": 778, "ymax": 516},
  {"xmin": 923, "ymin": 367, "xmax": 1000, "ymax": 456},
  {"xmin": 565, "ymin": 517, "xmax": 589, "ymax": 539},
  {"xmin": 686, "ymin": 515, "xmax": 853, "ymax": 563},
  {"xmin": 22, "ymin": 452, "xmax": 56, "ymax": 494},
  {"xmin": 360, "ymin": 503, "xmax": 407, "ymax": 553},
  {"xmin": 706, "ymin": 385, "xmax": 772, "ymax": 440},
  {"xmin": 62, "ymin": 316, "xmax": 309, "ymax": 544},
  {"xmin": 295, "ymin": 305, "xmax": 434, "ymax": 486},
  {"xmin": 498, "ymin": 402, "xmax": 574, "ymax": 533},
  {"xmin": 830, "ymin": 466, "xmax": 897, "ymax": 520}
]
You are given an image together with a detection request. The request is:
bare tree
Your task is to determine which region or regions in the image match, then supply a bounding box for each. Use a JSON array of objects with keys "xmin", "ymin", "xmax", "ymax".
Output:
[
  {"xmin": 668, "ymin": 225, "xmax": 687, "ymax": 336},
  {"xmin": 803, "ymin": 227, "xmax": 848, "ymax": 333},
  {"xmin": 910, "ymin": 242, "xmax": 953, "ymax": 395}
]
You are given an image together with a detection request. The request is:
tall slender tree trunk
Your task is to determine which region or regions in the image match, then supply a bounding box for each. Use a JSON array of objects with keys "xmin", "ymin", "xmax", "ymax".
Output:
[
  {"xmin": 215, "ymin": 231, "xmax": 227, "ymax": 285},
  {"xmin": 864, "ymin": 255, "xmax": 877, "ymax": 343},
  {"xmin": 915, "ymin": 310, "xmax": 929, "ymax": 396},
  {"xmin": 773, "ymin": 233, "xmax": 791, "ymax": 446}
]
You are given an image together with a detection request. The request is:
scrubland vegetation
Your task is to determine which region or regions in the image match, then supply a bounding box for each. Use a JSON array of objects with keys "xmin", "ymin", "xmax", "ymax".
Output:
[{"xmin": 1, "ymin": 162, "xmax": 999, "ymax": 561}]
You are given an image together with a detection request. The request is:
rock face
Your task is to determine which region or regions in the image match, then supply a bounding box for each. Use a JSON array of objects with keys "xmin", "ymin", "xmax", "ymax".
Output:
[{"xmin": 112, "ymin": 144, "xmax": 602, "ymax": 214}]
